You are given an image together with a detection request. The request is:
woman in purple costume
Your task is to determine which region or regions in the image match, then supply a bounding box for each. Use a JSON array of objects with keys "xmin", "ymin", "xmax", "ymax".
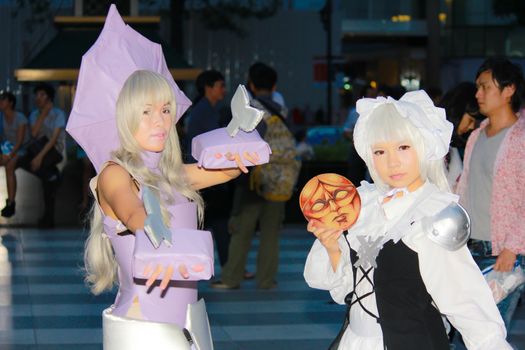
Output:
[{"xmin": 85, "ymin": 70, "xmax": 254, "ymax": 349}]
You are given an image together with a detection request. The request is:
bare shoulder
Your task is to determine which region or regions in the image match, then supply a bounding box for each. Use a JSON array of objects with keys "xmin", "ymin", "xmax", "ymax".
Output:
[{"xmin": 97, "ymin": 163, "xmax": 134, "ymax": 198}]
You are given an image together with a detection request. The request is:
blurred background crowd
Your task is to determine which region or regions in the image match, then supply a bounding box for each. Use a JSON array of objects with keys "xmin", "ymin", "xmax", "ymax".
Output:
[{"xmin": 0, "ymin": 0, "xmax": 524, "ymax": 227}]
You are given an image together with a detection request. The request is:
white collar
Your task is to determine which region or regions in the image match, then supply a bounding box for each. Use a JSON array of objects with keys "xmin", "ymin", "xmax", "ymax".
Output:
[
  {"xmin": 380, "ymin": 183, "xmax": 428, "ymax": 221},
  {"xmin": 348, "ymin": 182, "xmax": 450, "ymax": 269}
]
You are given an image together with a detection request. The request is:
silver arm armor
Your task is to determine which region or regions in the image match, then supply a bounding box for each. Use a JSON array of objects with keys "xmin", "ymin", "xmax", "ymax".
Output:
[{"xmin": 421, "ymin": 202, "xmax": 471, "ymax": 251}]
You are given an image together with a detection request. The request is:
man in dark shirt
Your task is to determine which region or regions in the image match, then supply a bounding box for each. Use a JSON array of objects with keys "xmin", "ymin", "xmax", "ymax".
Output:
[
  {"xmin": 212, "ymin": 62, "xmax": 288, "ymax": 290},
  {"xmin": 184, "ymin": 70, "xmax": 232, "ymax": 267},
  {"xmin": 184, "ymin": 70, "xmax": 226, "ymax": 161}
]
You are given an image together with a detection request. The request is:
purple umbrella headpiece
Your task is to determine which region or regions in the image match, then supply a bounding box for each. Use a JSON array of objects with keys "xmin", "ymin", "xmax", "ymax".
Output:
[{"xmin": 66, "ymin": 4, "xmax": 191, "ymax": 173}]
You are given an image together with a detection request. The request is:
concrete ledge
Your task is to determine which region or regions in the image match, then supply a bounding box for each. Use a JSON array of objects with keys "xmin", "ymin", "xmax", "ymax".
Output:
[{"xmin": 0, "ymin": 160, "xmax": 88, "ymax": 227}]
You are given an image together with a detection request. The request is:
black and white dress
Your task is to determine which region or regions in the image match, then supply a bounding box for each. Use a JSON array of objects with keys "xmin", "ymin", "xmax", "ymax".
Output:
[{"xmin": 304, "ymin": 181, "xmax": 511, "ymax": 350}]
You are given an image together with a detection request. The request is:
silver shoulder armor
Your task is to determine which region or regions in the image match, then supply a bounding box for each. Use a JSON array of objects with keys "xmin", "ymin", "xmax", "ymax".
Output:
[{"xmin": 421, "ymin": 202, "xmax": 470, "ymax": 251}]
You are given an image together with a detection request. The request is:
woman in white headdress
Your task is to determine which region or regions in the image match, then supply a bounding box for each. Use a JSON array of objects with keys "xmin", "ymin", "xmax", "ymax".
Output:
[{"xmin": 303, "ymin": 91, "xmax": 511, "ymax": 350}]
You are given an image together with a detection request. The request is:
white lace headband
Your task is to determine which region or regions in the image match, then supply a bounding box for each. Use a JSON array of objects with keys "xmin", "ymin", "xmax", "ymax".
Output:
[{"xmin": 353, "ymin": 90, "xmax": 453, "ymax": 161}]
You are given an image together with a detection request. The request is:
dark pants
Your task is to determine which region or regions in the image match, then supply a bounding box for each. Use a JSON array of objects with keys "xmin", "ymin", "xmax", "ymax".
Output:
[
  {"xmin": 469, "ymin": 239, "xmax": 525, "ymax": 329},
  {"xmin": 201, "ymin": 184, "xmax": 232, "ymax": 267},
  {"xmin": 221, "ymin": 185, "xmax": 285, "ymax": 288},
  {"xmin": 17, "ymin": 154, "xmax": 60, "ymax": 225}
]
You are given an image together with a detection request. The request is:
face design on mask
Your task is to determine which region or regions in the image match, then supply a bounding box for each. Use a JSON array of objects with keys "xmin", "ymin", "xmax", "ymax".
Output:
[{"xmin": 299, "ymin": 173, "xmax": 361, "ymax": 230}]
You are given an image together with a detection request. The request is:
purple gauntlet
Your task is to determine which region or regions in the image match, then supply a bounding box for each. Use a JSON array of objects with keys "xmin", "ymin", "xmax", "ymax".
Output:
[
  {"xmin": 133, "ymin": 228, "xmax": 214, "ymax": 282},
  {"xmin": 191, "ymin": 127, "xmax": 271, "ymax": 169}
]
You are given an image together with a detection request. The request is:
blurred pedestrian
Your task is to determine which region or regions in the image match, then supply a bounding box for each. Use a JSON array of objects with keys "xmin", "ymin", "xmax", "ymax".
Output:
[
  {"xmin": 6, "ymin": 83, "xmax": 66, "ymax": 227},
  {"xmin": 343, "ymin": 85, "xmax": 376, "ymax": 185},
  {"xmin": 457, "ymin": 58, "xmax": 525, "ymax": 273},
  {"xmin": 295, "ymin": 129, "xmax": 314, "ymax": 161},
  {"xmin": 272, "ymin": 90, "xmax": 286, "ymax": 110},
  {"xmin": 212, "ymin": 62, "xmax": 297, "ymax": 289},
  {"xmin": 425, "ymin": 86, "xmax": 443, "ymax": 105},
  {"xmin": 439, "ymin": 82, "xmax": 484, "ymax": 190},
  {"xmin": 0, "ymin": 92, "xmax": 29, "ymax": 218},
  {"xmin": 291, "ymin": 106, "xmax": 304, "ymax": 125},
  {"xmin": 343, "ymin": 84, "xmax": 378, "ymax": 139},
  {"xmin": 184, "ymin": 69, "xmax": 226, "ymax": 161},
  {"xmin": 184, "ymin": 70, "xmax": 232, "ymax": 267}
]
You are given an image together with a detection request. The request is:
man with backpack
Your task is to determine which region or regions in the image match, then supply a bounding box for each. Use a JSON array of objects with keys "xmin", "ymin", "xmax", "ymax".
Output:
[{"xmin": 211, "ymin": 63, "xmax": 300, "ymax": 290}]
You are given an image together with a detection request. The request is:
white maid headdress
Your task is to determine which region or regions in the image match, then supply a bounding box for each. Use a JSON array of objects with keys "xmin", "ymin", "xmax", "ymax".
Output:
[{"xmin": 353, "ymin": 90, "xmax": 453, "ymax": 161}]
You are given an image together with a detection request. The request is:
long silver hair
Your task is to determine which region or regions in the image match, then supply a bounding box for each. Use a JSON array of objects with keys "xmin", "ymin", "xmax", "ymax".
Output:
[{"xmin": 84, "ymin": 70, "xmax": 203, "ymax": 294}]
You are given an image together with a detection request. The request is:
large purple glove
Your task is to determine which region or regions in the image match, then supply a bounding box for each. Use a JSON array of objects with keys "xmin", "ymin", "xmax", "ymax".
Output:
[
  {"xmin": 192, "ymin": 128, "xmax": 271, "ymax": 169},
  {"xmin": 191, "ymin": 84, "xmax": 271, "ymax": 169},
  {"xmin": 133, "ymin": 228, "xmax": 214, "ymax": 282}
]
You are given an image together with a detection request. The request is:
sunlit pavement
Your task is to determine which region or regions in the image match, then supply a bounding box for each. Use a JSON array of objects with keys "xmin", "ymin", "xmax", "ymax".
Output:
[{"xmin": 0, "ymin": 225, "xmax": 523, "ymax": 350}]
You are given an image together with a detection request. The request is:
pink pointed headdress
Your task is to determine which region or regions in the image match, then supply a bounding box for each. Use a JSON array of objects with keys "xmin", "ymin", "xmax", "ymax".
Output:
[{"xmin": 66, "ymin": 5, "xmax": 192, "ymax": 172}]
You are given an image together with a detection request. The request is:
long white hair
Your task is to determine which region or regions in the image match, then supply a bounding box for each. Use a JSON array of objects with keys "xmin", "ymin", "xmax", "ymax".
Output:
[
  {"xmin": 84, "ymin": 70, "xmax": 203, "ymax": 294},
  {"xmin": 359, "ymin": 103, "xmax": 450, "ymax": 193}
]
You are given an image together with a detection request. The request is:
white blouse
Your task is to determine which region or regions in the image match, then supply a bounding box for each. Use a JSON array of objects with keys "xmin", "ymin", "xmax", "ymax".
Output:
[{"xmin": 304, "ymin": 181, "xmax": 511, "ymax": 350}]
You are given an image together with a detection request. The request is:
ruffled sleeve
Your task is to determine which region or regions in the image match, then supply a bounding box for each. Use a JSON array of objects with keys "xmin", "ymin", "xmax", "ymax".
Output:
[
  {"xmin": 404, "ymin": 231, "xmax": 511, "ymax": 350},
  {"xmin": 303, "ymin": 182, "xmax": 379, "ymax": 305},
  {"xmin": 304, "ymin": 238, "xmax": 355, "ymax": 305}
]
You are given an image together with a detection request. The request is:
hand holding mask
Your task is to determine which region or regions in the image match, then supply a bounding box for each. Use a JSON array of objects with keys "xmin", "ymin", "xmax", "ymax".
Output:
[{"xmin": 299, "ymin": 173, "xmax": 361, "ymax": 231}]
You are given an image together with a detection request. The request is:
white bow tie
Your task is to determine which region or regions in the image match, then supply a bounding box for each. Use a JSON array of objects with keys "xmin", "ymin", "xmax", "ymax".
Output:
[{"xmin": 382, "ymin": 187, "xmax": 410, "ymax": 201}]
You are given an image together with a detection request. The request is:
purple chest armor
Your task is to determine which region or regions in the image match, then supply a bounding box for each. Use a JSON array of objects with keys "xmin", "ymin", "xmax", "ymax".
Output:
[
  {"xmin": 103, "ymin": 196, "xmax": 213, "ymax": 327},
  {"xmin": 102, "ymin": 152, "xmax": 213, "ymax": 327}
]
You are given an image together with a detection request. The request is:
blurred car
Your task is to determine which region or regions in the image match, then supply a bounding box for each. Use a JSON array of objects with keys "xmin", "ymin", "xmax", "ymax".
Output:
[
  {"xmin": 306, "ymin": 125, "xmax": 344, "ymax": 146},
  {"xmin": 304, "ymin": 126, "xmax": 350, "ymax": 162}
]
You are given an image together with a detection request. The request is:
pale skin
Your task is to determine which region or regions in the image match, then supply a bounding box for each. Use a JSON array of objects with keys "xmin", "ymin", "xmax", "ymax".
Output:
[
  {"xmin": 30, "ymin": 91, "xmax": 62, "ymax": 172},
  {"xmin": 98, "ymin": 101, "xmax": 258, "ymax": 290},
  {"xmin": 475, "ymin": 70, "xmax": 518, "ymax": 272},
  {"xmin": 205, "ymin": 80, "xmax": 227, "ymax": 107},
  {"xmin": 308, "ymin": 140, "xmax": 424, "ymax": 272},
  {"xmin": 457, "ymin": 112, "xmax": 476, "ymax": 136},
  {"xmin": 0, "ymin": 98, "xmax": 27, "ymax": 205},
  {"xmin": 0, "ymin": 98, "xmax": 27, "ymax": 165},
  {"xmin": 3, "ymin": 91, "xmax": 61, "ymax": 204}
]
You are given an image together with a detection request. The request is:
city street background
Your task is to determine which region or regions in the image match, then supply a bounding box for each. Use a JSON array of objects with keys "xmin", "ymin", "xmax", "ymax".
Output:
[{"xmin": 0, "ymin": 225, "xmax": 524, "ymax": 349}]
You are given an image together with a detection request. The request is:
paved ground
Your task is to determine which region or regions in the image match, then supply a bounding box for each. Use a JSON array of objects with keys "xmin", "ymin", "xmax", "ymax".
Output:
[{"xmin": 0, "ymin": 225, "xmax": 523, "ymax": 349}]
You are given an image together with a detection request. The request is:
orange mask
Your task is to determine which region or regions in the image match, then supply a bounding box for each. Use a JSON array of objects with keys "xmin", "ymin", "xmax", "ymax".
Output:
[{"xmin": 299, "ymin": 173, "xmax": 361, "ymax": 230}]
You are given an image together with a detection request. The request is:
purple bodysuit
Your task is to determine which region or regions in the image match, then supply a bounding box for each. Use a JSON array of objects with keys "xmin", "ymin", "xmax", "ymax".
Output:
[{"xmin": 98, "ymin": 152, "xmax": 213, "ymax": 327}]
